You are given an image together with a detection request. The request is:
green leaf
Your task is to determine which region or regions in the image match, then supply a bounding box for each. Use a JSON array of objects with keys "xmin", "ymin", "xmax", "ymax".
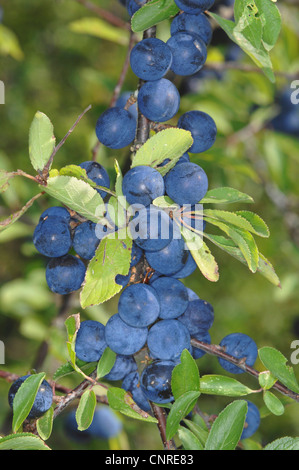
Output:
[
  {"xmin": 171, "ymin": 349, "xmax": 200, "ymax": 401},
  {"xmin": 152, "ymin": 195, "xmax": 179, "ymax": 209},
  {"xmin": 178, "ymin": 426, "xmax": 204, "ymax": 450},
  {"xmin": 182, "ymin": 227, "xmax": 219, "ymax": 282},
  {"xmin": 258, "ymin": 347, "xmax": 299, "ymax": 394},
  {"xmin": 76, "ymin": 389, "xmax": 97, "ymax": 431},
  {"xmin": 96, "ymin": 347, "xmax": 117, "ymax": 380},
  {"xmin": 263, "ymin": 391, "xmax": 284, "ymax": 416},
  {"xmin": 257, "ymin": 253, "xmax": 281, "ymax": 288},
  {"xmin": 52, "ymin": 359, "xmax": 97, "ymax": 381},
  {"xmin": 199, "ymin": 375, "xmax": 254, "ymax": 397},
  {"xmin": 131, "ymin": 128, "xmax": 193, "ymax": 176},
  {"xmin": 182, "ymin": 419, "xmax": 209, "ymax": 447},
  {"xmin": 205, "ymin": 400, "xmax": 248, "ymax": 450},
  {"xmin": 29, "ymin": 111, "xmax": 56, "ymax": 172},
  {"xmin": 80, "ymin": 228, "xmax": 132, "ymax": 308},
  {"xmin": 69, "ymin": 18, "xmax": 130, "ymax": 46},
  {"xmin": 0, "ymin": 433, "xmax": 50, "ymax": 450},
  {"xmin": 200, "ymin": 187, "xmax": 254, "ymax": 205},
  {"xmin": 233, "ymin": 0, "xmax": 263, "ymax": 50},
  {"xmin": 131, "ymin": 0, "xmax": 179, "ymax": 33},
  {"xmin": 107, "ymin": 387, "xmax": 158, "ymax": 423},
  {"xmin": 12, "ymin": 373, "xmax": 46, "ymax": 432},
  {"xmin": 204, "ymin": 209, "xmax": 269, "ymax": 238},
  {"xmin": 36, "ymin": 407, "xmax": 54, "ymax": 441},
  {"xmin": 204, "ymin": 216, "xmax": 259, "ymax": 273},
  {"xmin": 166, "ymin": 391, "xmax": 201, "ymax": 440},
  {"xmin": 64, "ymin": 314, "xmax": 93, "ymax": 381},
  {"xmin": 258, "ymin": 371, "xmax": 277, "ymax": 390},
  {"xmin": 41, "ymin": 175, "xmax": 106, "ymax": 223},
  {"xmin": 0, "ymin": 193, "xmax": 43, "ymax": 234},
  {"xmin": 254, "ymin": 0, "xmax": 281, "ymax": 51},
  {"xmin": 264, "ymin": 437, "xmax": 299, "ymax": 451}
]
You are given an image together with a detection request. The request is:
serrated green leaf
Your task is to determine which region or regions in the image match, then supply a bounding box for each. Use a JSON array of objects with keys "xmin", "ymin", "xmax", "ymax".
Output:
[
  {"xmin": 178, "ymin": 426, "xmax": 204, "ymax": 450},
  {"xmin": 52, "ymin": 360, "xmax": 97, "ymax": 381},
  {"xmin": 76, "ymin": 389, "xmax": 97, "ymax": 431},
  {"xmin": 29, "ymin": 111, "xmax": 56, "ymax": 172},
  {"xmin": 107, "ymin": 387, "xmax": 158, "ymax": 423},
  {"xmin": 12, "ymin": 373, "xmax": 46, "ymax": 432},
  {"xmin": 200, "ymin": 187, "xmax": 254, "ymax": 205},
  {"xmin": 171, "ymin": 349, "xmax": 200, "ymax": 401},
  {"xmin": 264, "ymin": 437, "xmax": 299, "ymax": 451},
  {"xmin": 36, "ymin": 407, "xmax": 54, "ymax": 441},
  {"xmin": 152, "ymin": 195, "xmax": 179, "ymax": 209},
  {"xmin": 69, "ymin": 17, "xmax": 130, "ymax": 45},
  {"xmin": 205, "ymin": 400, "xmax": 248, "ymax": 450},
  {"xmin": 199, "ymin": 375, "xmax": 254, "ymax": 397},
  {"xmin": 0, "ymin": 433, "xmax": 50, "ymax": 450},
  {"xmin": 131, "ymin": 128, "xmax": 193, "ymax": 175},
  {"xmin": 258, "ymin": 347, "xmax": 299, "ymax": 394},
  {"xmin": 96, "ymin": 347, "xmax": 117, "ymax": 380},
  {"xmin": 131, "ymin": 0, "xmax": 179, "ymax": 33},
  {"xmin": 41, "ymin": 175, "xmax": 106, "ymax": 223},
  {"xmin": 166, "ymin": 391, "xmax": 201, "ymax": 440},
  {"xmin": 80, "ymin": 228, "xmax": 132, "ymax": 308},
  {"xmin": 263, "ymin": 391, "xmax": 284, "ymax": 416},
  {"xmin": 204, "ymin": 209, "xmax": 269, "ymax": 238}
]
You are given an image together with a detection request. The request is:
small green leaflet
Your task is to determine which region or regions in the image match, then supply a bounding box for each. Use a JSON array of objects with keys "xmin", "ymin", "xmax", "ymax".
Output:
[
  {"xmin": 263, "ymin": 391, "xmax": 284, "ymax": 416},
  {"xmin": 131, "ymin": 0, "xmax": 179, "ymax": 33},
  {"xmin": 80, "ymin": 228, "xmax": 132, "ymax": 308},
  {"xmin": 171, "ymin": 349, "xmax": 200, "ymax": 401},
  {"xmin": 96, "ymin": 347, "xmax": 117, "ymax": 380},
  {"xmin": 258, "ymin": 347, "xmax": 299, "ymax": 394},
  {"xmin": 178, "ymin": 426, "xmax": 204, "ymax": 451},
  {"xmin": 199, "ymin": 375, "xmax": 254, "ymax": 397},
  {"xmin": 205, "ymin": 400, "xmax": 248, "ymax": 450},
  {"xmin": 204, "ymin": 209, "xmax": 270, "ymax": 238},
  {"xmin": 107, "ymin": 387, "xmax": 158, "ymax": 423},
  {"xmin": 76, "ymin": 389, "xmax": 97, "ymax": 431},
  {"xmin": 264, "ymin": 437, "xmax": 299, "ymax": 451},
  {"xmin": 208, "ymin": 0, "xmax": 281, "ymax": 82},
  {"xmin": 131, "ymin": 128, "xmax": 193, "ymax": 176},
  {"xmin": 29, "ymin": 111, "xmax": 56, "ymax": 172},
  {"xmin": 166, "ymin": 391, "xmax": 201, "ymax": 441},
  {"xmin": 36, "ymin": 407, "xmax": 54, "ymax": 441},
  {"xmin": 12, "ymin": 372, "xmax": 46, "ymax": 433},
  {"xmin": 182, "ymin": 227, "xmax": 219, "ymax": 282},
  {"xmin": 0, "ymin": 433, "xmax": 50, "ymax": 450}
]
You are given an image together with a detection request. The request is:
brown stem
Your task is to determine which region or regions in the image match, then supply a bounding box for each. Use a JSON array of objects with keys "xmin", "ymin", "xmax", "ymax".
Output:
[
  {"xmin": 151, "ymin": 403, "xmax": 177, "ymax": 450},
  {"xmin": 191, "ymin": 339, "xmax": 299, "ymax": 403}
]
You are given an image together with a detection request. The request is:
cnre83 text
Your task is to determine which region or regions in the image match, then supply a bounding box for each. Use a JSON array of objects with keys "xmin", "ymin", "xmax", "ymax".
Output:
[{"xmin": 149, "ymin": 455, "xmax": 194, "ymax": 465}]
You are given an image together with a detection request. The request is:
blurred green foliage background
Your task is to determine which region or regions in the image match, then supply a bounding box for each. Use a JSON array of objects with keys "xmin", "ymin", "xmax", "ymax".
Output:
[{"xmin": 0, "ymin": 0, "xmax": 299, "ymax": 450}]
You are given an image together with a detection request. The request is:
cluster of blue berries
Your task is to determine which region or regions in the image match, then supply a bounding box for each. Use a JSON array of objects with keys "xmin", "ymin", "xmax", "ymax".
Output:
[{"xmin": 32, "ymin": 161, "xmax": 115, "ymax": 295}]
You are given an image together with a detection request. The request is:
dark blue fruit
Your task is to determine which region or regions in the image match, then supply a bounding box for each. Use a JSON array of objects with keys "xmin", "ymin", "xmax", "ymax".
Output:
[
  {"xmin": 118, "ymin": 283, "xmax": 160, "ymax": 327},
  {"xmin": 178, "ymin": 110, "xmax": 217, "ymax": 153},
  {"xmin": 122, "ymin": 165, "xmax": 165, "ymax": 207},
  {"xmin": 129, "ymin": 206, "xmax": 173, "ymax": 252},
  {"xmin": 65, "ymin": 406, "xmax": 122, "ymax": 441},
  {"xmin": 146, "ymin": 237, "xmax": 189, "ymax": 276},
  {"xmin": 167, "ymin": 32, "xmax": 207, "ymax": 76},
  {"xmin": 33, "ymin": 217, "xmax": 72, "ymax": 258},
  {"xmin": 174, "ymin": 0, "xmax": 215, "ymax": 14},
  {"xmin": 75, "ymin": 320, "xmax": 107, "ymax": 363},
  {"xmin": 79, "ymin": 161, "xmax": 110, "ymax": 199},
  {"xmin": 104, "ymin": 354, "xmax": 137, "ymax": 381},
  {"xmin": 170, "ymin": 251, "xmax": 197, "ymax": 279},
  {"xmin": 115, "ymin": 91, "xmax": 138, "ymax": 120},
  {"xmin": 151, "ymin": 277, "xmax": 189, "ymax": 319},
  {"xmin": 218, "ymin": 333, "xmax": 258, "ymax": 374},
  {"xmin": 8, "ymin": 375, "xmax": 53, "ymax": 419},
  {"xmin": 241, "ymin": 401, "xmax": 261, "ymax": 440},
  {"xmin": 105, "ymin": 313, "xmax": 148, "ymax": 355},
  {"xmin": 130, "ymin": 37, "xmax": 173, "ymax": 81},
  {"xmin": 140, "ymin": 360, "xmax": 175, "ymax": 404},
  {"xmin": 138, "ymin": 78, "xmax": 180, "ymax": 122},
  {"xmin": 46, "ymin": 254, "xmax": 86, "ymax": 295},
  {"xmin": 170, "ymin": 12, "xmax": 213, "ymax": 45},
  {"xmin": 177, "ymin": 298, "xmax": 214, "ymax": 334},
  {"xmin": 126, "ymin": 0, "xmax": 146, "ymax": 16},
  {"xmin": 39, "ymin": 206, "xmax": 71, "ymax": 223},
  {"xmin": 96, "ymin": 107, "xmax": 137, "ymax": 150},
  {"xmin": 122, "ymin": 370, "xmax": 151, "ymax": 412},
  {"xmin": 73, "ymin": 221, "xmax": 100, "ymax": 260},
  {"xmin": 147, "ymin": 319, "xmax": 191, "ymax": 361},
  {"xmin": 165, "ymin": 162, "xmax": 209, "ymax": 205}
]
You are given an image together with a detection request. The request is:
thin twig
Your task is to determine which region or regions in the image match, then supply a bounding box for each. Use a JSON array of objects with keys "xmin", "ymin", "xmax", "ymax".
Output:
[
  {"xmin": 150, "ymin": 403, "xmax": 177, "ymax": 450},
  {"xmin": 74, "ymin": 0, "xmax": 131, "ymax": 30}
]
